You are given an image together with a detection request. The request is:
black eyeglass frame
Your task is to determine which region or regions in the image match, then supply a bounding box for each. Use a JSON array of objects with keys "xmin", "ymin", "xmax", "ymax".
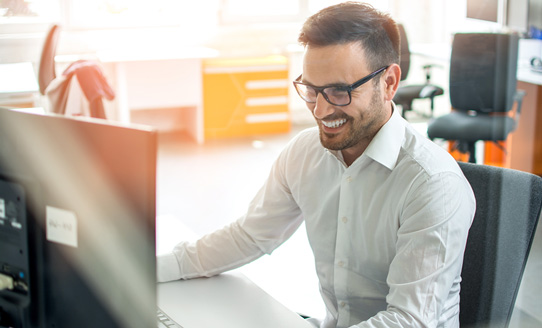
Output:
[{"xmin": 293, "ymin": 65, "xmax": 389, "ymax": 106}]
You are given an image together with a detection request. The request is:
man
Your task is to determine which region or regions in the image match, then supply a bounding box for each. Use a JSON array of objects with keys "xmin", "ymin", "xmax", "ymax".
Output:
[{"xmin": 157, "ymin": 2, "xmax": 475, "ymax": 327}]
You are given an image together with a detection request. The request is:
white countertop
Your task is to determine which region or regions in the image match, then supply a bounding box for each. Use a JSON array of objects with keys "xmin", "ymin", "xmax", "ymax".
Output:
[{"xmin": 517, "ymin": 67, "xmax": 542, "ymax": 86}]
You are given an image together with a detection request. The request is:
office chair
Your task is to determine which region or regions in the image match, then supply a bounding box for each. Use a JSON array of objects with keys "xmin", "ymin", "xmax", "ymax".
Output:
[
  {"xmin": 38, "ymin": 25, "xmax": 114, "ymax": 119},
  {"xmin": 393, "ymin": 24, "xmax": 444, "ymax": 118},
  {"xmin": 457, "ymin": 161, "xmax": 542, "ymax": 327},
  {"xmin": 427, "ymin": 33, "xmax": 523, "ymax": 163},
  {"xmin": 38, "ymin": 24, "xmax": 61, "ymax": 95}
]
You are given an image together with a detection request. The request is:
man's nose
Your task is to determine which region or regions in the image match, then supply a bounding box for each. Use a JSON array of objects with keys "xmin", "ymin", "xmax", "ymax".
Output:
[{"xmin": 312, "ymin": 93, "xmax": 334, "ymax": 120}]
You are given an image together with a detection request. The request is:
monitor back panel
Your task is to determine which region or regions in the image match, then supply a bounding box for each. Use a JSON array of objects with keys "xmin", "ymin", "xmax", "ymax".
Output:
[{"xmin": 0, "ymin": 110, "xmax": 158, "ymax": 328}]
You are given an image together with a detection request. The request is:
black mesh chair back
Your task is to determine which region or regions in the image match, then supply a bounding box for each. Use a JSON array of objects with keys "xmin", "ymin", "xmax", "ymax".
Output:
[
  {"xmin": 449, "ymin": 33, "xmax": 518, "ymax": 114},
  {"xmin": 458, "ymin": 162, "xmax": 542, "ymax": 327},
  {"xmin": 427, "ymin": 33, "xmax": 522, "ymax": 163},
  {"xmin": 393, "ymin": 24, "xmax": 444, "ymax": 118},
  {"xmin": 398, "ymin": 24, "xmax": 410, "ymax": 81}
]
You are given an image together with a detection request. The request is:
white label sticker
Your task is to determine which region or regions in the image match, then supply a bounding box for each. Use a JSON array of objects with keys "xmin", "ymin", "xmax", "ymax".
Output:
[
  {"xmin": 0, "ymin": 198, "xmax": 4, "ymax": 219},
  {"xmin": 46, "ymin": 206, "xmax": 78, "ymax": 248}
]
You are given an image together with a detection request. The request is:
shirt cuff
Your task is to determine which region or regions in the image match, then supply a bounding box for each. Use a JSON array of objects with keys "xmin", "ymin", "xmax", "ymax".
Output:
[{"xmin": 156, "ymin": 252, "xmax": 182, "ymax": 283}]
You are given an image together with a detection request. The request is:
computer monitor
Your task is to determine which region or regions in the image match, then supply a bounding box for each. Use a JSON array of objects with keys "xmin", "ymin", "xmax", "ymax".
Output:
[
  {"xmin": 529, "ymin": 0, "xmax": 542, "ymax": 30},
  {"xmin": 465, "ymin": 0, "xmax": 506, "ymax": 31},
  {"xmin": 467, "ymin": 0, "xmax": 500, "ymax": 23},
  {"xmin": 0, "ymin": 109, "xmax": 158, "ymax": 328}
]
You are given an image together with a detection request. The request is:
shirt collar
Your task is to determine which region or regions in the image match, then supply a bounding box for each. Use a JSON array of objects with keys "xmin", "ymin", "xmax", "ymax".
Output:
[{"xmin": 363, "ymin": 102, "xmax": 405, "ymax": 170}]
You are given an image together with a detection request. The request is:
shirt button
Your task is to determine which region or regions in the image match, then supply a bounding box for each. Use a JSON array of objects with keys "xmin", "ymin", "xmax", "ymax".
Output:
[
  {"xmin": 337, "ymin": 261, "xmax": 345, "ymax": 267},
  {"xmin": 341, "ymin": 216, "xmax": 348, "ymax": 223},
  {"xmin": 339, "ymin": 301, "xmax": 346, "ymax": 308},
  {"xmin": 346, "ymin": 176, "xmax": 353, "ymax": 183}
]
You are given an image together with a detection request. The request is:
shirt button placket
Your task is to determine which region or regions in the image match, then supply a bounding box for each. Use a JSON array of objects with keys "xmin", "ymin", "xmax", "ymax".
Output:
[
  {"xmin": 335, "ymin": 171, "xmax": 353, "ymax": 327},
  {"xmin": 337, "ymin": 300, "xmax": 350, "ymax": 327}
]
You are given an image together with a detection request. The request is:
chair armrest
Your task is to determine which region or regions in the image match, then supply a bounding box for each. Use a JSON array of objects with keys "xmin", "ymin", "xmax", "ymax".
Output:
[
  {"xmin": 422, "ymin": 64, "xmax": 444, "ymax": 83},
  {"xmin": 512, "ymin": 90, "xmax": 526, "ymax": 126},
  {"xmin": 514, "ymin": 90, "xmax": 526, "ymax": 114}
]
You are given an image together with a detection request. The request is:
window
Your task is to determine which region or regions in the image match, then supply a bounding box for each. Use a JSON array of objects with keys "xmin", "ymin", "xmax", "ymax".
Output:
[
  {"xmin": 1, "ymin": 0, "xmax": 391, "ymax": 31},
  {"xmin": 0, "ymin": 0, "xmax": 60, "ymax": 21},
  {"xmin": 66, "ymin": 0, "xmax": 219, "ymax": 29},
  {"xmin": 220, "ymin": 0, "xmax": 390, "ymax": 25},
  {"xmin": 219, "ymin": 0, "xmax": 302, "ymax": 24},
  {"xmin": 0, "ymin": 0, "xmax": 61, "ymax": 33}
]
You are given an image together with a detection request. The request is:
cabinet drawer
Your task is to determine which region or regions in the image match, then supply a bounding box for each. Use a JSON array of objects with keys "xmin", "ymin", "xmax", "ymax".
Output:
[{"xmin": 203, "ymin": 56, "xmax": 290, "ymax": 139}]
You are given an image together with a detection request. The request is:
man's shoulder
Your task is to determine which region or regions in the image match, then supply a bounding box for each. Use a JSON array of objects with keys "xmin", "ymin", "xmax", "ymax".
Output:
[
  {"xmin": 399, "ymin": 126, "xmax": 464, "ymax": 178},
  {"xmin": 278, "ymin": 126, "xmax": 326, "ymax": 165}
]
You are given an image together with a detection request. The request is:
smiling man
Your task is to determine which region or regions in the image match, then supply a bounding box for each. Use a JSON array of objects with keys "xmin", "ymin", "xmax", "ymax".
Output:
[
  {"xmin": 294, "ymin": 41, "xmax": 394, "ymax": 166},
  {"xmin": 157, "ymin": 2, "xmax": 476, "ymax": 327}
]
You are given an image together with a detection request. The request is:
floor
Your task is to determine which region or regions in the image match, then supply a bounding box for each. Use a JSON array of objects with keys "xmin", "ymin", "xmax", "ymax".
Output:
[{"xmin": 155, "ymin": 112, "xmax": 542, "ymax": 327}]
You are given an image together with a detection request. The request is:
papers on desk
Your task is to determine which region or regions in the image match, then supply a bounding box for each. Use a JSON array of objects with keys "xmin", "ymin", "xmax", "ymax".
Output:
[{"xmin": 157, "ymin": 272, "xmax": 312, "ymax": 328}]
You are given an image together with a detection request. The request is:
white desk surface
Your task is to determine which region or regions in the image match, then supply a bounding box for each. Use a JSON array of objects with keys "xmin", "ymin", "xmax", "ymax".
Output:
[
  {"xmin": 55, "ymin": 46, "xmax": 218, "ymax": 64},
  {"xmin": 0, "ymin": 62, "xmax": 39, "ymax": 93},
  {"xmin": 158, "ymin": 272, "xmax": 312, "ymax": 328},
  {"xmin": 156, "ymin": 215, "xmax": 313, "ymax": 328}
]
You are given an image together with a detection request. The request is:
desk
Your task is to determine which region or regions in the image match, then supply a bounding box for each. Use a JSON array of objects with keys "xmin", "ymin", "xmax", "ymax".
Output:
[
  {"xmin": 501, "ymin": 68, "xmax": 542, "ymax": 175},
  {"xmin": 483, "ymin": 68, "xmax": 542, "ymax": 175},
  {"xmin": 56, "ymin": 47, "xmax": 218, "ymax": 144},
  {"xmin": 102, "ymin": 47, "xmax": 218, "ymax": 144},
  {"xmin": 158, "ymin": 272, "xmax": 312, "ymax": 328},
  {"xmin": 156, "ymin": 215, "xmax": 313, "ymax": 328},
  {"xmin": 0, "ymin": 62, "xmax": 40, "ymax": 108}
]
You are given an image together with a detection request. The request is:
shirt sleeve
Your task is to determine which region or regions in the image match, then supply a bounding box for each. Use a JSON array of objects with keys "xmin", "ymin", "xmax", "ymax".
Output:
[
  {"xmin": 353, "ymin": 170, "xmax": 475, "ymax": 327},
  {"xmin": 156, "ymin": 144, "xmax": 304, "ymax": 283}
]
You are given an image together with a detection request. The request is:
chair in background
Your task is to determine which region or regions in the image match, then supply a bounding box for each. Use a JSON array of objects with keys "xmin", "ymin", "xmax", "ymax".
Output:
[
  {"xmin": 393, "ymin": 24, "xmax": 444, "ymax": 118},
  {"xmin": 38, "ymin": 24, "xmax": 114, "ymax": 119},
  {"xmin": 46, "ymin": 60, "xmax": 115, "ymax": 119},
  {"xmin": 38, "ymin": 24, "xmax": 61, "ymax": 96},
  {"xmin": 457, "ymin": 161, "xmax": 542, "ymax": 327},
  {"xmin": 427, "ymin": 33, "xmax": 524, "ymax": 163}
]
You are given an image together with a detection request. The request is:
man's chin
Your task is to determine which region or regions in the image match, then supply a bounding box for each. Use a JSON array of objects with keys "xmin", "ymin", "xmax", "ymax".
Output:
[{"xmin": 319, "ymin": 131, "xmax": 347, "ymax": 151}]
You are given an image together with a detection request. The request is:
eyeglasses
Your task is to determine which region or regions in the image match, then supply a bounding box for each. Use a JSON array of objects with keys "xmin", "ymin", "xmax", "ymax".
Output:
[{"xmin": 293, "ymin": 66, "xmax": 389, "ymax": 106}]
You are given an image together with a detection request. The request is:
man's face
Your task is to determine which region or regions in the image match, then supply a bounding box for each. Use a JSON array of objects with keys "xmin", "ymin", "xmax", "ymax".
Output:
[{"xmin": 301, "ymin": 42, "xmax": 392, "ymax": 154}]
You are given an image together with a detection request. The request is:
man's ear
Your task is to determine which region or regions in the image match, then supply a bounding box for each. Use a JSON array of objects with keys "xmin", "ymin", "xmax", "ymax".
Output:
[{"xmin": 382, "ymin": 63, "xmax": 401, "ymax": 101}]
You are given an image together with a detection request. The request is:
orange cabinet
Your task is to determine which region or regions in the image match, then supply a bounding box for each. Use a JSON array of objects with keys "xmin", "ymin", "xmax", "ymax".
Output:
[
  {"xmin": 203, "ymin": 56, "xmax": 291, "ymax": 139},
  {"xmin": 483, "ymin": 81, "xmax": 542, "ymax": 176}
]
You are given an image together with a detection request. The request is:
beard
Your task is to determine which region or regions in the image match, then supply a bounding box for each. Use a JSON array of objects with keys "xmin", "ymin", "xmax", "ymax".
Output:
[{"xmin": 318, "ymin": 86, "xmax": 385, "ymax": 151}]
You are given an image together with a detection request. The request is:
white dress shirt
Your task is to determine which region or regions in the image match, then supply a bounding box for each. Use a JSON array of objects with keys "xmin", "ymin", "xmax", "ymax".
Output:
[{"xmin": 157, "ymin": 106, "xmax": 476, "ymax": 328}]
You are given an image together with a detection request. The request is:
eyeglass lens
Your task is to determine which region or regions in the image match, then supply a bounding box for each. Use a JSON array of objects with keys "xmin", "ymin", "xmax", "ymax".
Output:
[
  {"xmin": 295, "ymin": 85, "xmax": 350, "ymax": 106},
  {"xmin": 294, "ymin": 66, "xmax": 388, "ymax": 106}
]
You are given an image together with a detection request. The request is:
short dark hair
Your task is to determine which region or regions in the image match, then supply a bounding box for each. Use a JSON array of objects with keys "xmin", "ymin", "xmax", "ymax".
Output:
[{"xmin": 298, "ymin": 1, "xmax": 400, "ymax": 71}]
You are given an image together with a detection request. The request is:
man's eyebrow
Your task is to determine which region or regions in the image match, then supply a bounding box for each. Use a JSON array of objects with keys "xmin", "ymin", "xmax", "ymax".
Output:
[{"xmin": 301, "ymin": 77, "xmax": 350, "ymax": 88}]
